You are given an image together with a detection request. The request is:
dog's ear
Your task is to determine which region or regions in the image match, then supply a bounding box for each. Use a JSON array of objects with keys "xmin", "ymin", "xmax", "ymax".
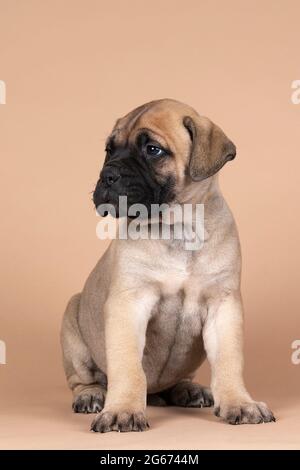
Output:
[{"xmin": 183, "ymin": 115, "xmax": 236, "ymax": 182}]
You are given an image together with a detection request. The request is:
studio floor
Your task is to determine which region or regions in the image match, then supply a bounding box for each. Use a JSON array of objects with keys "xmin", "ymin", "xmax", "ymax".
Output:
[{"xmin": 1, "ymin": 388, "xmax": 300, "ymax": 450}]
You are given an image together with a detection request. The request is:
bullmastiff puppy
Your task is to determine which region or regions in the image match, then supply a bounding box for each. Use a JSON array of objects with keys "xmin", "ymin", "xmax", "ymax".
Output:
[{"xmin": 61, "ymin": 99, "xmax": 275, "ymax": 432}]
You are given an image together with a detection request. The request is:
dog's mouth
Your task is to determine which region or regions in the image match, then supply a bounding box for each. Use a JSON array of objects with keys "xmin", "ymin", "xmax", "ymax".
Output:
[
  {"xmin": 93, "ymin": 185, "xmax": 166, "ymax": 219},
  {"xmin": 93, "ymin": 188, "xmax": 149, "ymax": 218},
  {"xmin": 93, "ymin": 164, "xmax": 175, "ymax": 219}
]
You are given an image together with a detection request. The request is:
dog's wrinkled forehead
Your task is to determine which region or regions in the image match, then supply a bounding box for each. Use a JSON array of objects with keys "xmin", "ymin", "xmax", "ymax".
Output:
[
  {"xmin": 109, "ymin": 99, "xmax": 196, "ymax": 156},
  {"xmin": 104, "ymin": 98, "xmax": 236, "ymax": 184}
]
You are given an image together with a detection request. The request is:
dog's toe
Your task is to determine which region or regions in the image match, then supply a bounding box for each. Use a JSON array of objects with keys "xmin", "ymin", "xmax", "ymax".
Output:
[
  {"xmin": 216, "ymin": 401, "xmax": 275, "ymax": 425},
  {"xmin": 72, "ymin": 392, "xmax": 105, "ymax": 414},
  {"xmin": 166, "ymin": 381, "xmax": 214, "ymax": 408},
  {"xmin": 91, "ymin": 410, "xmax": 149, "ymax": 433}
]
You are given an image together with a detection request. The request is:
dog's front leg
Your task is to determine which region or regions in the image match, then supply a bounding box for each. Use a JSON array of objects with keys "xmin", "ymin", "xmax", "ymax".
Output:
[
  {"xmin": 91, "ymin": 289, "xmax": 157, "ymax": 433},
  {"xmin": 203, "ymin": 291, "xmax": 275, "ymax": 425}
]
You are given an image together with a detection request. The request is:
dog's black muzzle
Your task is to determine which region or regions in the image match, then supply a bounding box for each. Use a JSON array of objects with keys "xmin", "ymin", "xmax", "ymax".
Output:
[
  {"xmin": 93, "ymin": 138, "xmax": 177, "ymax": 218},
  {"xmin": 93, "ymin": 153, "xmax": 174, "ymax": 218}
]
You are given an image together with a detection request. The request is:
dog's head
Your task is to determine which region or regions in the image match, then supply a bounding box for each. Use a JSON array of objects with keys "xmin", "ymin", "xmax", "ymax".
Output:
[{"xmin": 93, "ymin": 99, "xmax": 236, "ymax": 217}]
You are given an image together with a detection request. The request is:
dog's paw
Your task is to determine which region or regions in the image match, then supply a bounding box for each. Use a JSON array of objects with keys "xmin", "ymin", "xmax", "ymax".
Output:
[
  {"xmin": 72, "ymin": 392, "xmax": 105, "ymax": 414},
  {"xmin": 214, "ymin": 401, "xmax": 276, "ymax": 425},
  {"xmin": 168, "ymin": 381, "xmax": 214, "ymax": 408},
  {"xmin": 90, "ymin": 410, "xmax": 149, "ymax": 433},
  {"xmin": 147, "ymin": 393, "xmax": 168, "ymax": 407}
]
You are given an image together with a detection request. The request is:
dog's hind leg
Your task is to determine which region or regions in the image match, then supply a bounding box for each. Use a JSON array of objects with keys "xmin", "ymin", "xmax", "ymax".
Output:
[
  {"xmin": 61, "ymin": 293, "xmax": 107, "ymax": 414},
  {"xmin": 160, "ymin": 380, "xmax": 214, "ymax": 408},
  {"xmin": 147, "ymin": 393, "xmax": 168, "ymax": 407}
]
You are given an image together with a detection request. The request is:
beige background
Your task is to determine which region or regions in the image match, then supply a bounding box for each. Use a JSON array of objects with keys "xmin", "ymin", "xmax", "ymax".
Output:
[{"xmin": 0, "ymin": 0, "xmax": 300, "ymax": 449}]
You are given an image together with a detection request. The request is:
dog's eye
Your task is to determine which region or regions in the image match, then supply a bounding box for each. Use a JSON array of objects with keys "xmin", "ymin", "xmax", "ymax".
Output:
[{"xmin": 146, "ymin": 145, "xmax": 165, "ymax": 157}]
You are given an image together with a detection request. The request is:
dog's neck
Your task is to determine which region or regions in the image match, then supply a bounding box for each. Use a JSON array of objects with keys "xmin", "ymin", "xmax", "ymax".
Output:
[
  {"xmin": 176, "ymin": 174, "xmax": 220, "ymax": 206},
  {"xmin": 120, "ymin": 176, "xmax": 222, "ymax": 251}
]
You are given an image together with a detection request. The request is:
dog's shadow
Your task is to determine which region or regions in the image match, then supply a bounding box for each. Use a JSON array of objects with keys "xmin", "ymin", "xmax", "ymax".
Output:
[{"xmin": 147, "ymin": 403, "xmax": 218, "ymax": 428}]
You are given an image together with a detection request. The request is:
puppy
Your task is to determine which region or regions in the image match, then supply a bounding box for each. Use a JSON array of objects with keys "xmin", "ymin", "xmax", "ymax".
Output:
[{"xmin": 61, "ymin": 99, "xmax": 275, "ymax": 432}]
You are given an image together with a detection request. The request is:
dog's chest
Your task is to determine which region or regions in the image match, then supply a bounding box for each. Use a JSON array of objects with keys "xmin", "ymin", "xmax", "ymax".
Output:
[
  {"xmin": 153, "ymin": 250, "xmax": 206, "ymax": 332},
  {"xmin": 143, "ymin": 260, "xmax": 206, "ymax": 392},
  {"xmin": 154, "ymin": 249, "xmax": 205, "ymax": 319}
]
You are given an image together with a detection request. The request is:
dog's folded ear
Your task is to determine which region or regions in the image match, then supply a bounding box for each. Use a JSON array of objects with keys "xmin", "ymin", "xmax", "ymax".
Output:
[{"xmin": 183, "ymin": 115, "xmax": 236, "ymax": 182}]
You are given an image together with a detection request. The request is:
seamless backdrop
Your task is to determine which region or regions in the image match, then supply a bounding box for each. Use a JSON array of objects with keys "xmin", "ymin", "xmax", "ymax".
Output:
[{"xmin": 0, "ymin": 0, "xmax": 299, "ymax": 449}]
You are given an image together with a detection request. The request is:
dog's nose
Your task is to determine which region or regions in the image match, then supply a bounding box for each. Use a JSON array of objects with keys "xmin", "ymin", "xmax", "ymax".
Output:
[{"xmin": 101, "ymin": 167, "xmax": 121, "ymax": 187}]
